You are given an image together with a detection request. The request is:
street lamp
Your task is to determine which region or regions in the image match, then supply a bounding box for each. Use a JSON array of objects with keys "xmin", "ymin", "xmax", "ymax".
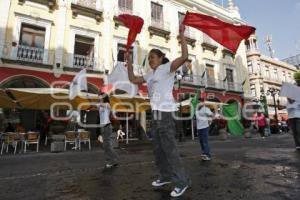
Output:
[
  {"xmin": 176, "ymin": 72, "xmax": 184, "ymax": 141},
  {"xmin": 266, "ymin": 87, "xmax": 280, "ymax": 123}
]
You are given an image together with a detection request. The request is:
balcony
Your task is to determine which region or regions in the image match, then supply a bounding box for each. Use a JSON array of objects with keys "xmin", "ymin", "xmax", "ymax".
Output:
[
  {"xmin": 202, "ymin": 35, "xmax": 218, "ymax": 54},
  {"xmin": 17, "ymin": 45, "xmax": 44, "ymax": 64},
  {"xmin": 18, "ymin": 0, "xmax": 57, "ymax": 12},
  {"xmin": 71, "ymin": 0, "xmax": 103, "ymax": 23},
  {"xmin": 113, "ymin": 7, "xmax": 140, "ymax": 29},
  {"xmin": 0, "ymin": 43, "xmax": 102, "ymax": 71},
  {"xmin": 148, "ymin": 19, "xmax": 171, "ymax": 41},
  {"xmin": 225, "ymin": 82, "xmax": 243, "ymax": 93},
  {"xmin": 177, "ymin": 28, "xmax": 196, "ymax": 47},
  {"xmin": 222, "ymin": 49, "xmax": 235, "ymax": 58},
  {"xmin": 264, "ymin": 76, "xmax": 282, "ymax": 85},
  {"xmin": 73, "ymin": 54, "xmax": 94, "ymax": 69},
  {"xmin": 180, "ymin": 75, "xmax": 244, "ymax": 93}
]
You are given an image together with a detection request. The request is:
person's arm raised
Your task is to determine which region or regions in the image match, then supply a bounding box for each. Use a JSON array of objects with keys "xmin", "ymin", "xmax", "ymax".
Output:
[
  {"xmin": 170, "ymin": 24, "xmax": 189, "ymax": 73},
  {"xmin": 126, "ymin": 52, "xmax": 145, "ymax": 84}
]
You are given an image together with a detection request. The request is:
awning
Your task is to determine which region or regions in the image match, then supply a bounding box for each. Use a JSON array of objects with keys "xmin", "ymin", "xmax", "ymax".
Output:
[
  {"xmin": 6, "ymin": 88, "xmax": 99, "ymax": 110},
  {"xmin": 3, "ymin": 88, "xmax": 150, "ymax": 112},
  {"xmin": 0, "ymin": 89, "xmax": 18, "ymax": 109},
  {"xmin": 110, "ymin": 94, "xmax": 150, "ymax": 113}
]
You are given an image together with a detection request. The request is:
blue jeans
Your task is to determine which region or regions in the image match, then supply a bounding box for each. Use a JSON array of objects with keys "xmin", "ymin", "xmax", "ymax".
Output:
[{"xmin": 197, "ymin": 127, "xmax": 210, "ymax": 157}]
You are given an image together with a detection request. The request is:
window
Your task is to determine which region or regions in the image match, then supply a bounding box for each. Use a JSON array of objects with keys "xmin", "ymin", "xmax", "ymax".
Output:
[
  {"xmin": 273, "ymin": 68, "xmax": 278, "ymax": 80},
  {"xmin": 282, "ymin": 71, "xmax": 286, "ymax": 81},
  {"xmin": 178, "ymin": 12, "xmax": 185, "ymax": 26},
  {"xmin": 226, "ymin": 68, "xmax": 234, "ymax": 90},
  {"xmin": 288, "ymin": 73, "xmax": 292, "ymax": 82},
  {"xmin": 117, "ymin": 43, "xmax": 133, "ymax": 62},
  {"xmin": 118, "ymin": 0, "xmax": 133, "ymax": 12},
  {"xmin": 250, "ymin": 85, "xmax": 256, "ymax": 97},
  {"xmin": 19, "ymin": 23, "xmax": 45, "ymax": 48},
  {"xmin": 247, "ymin": 61, "xmax": 253, "ymax": 74},
  {"xmin": 245, "ymin": 41, "xmax": 250, "ymax": 50},
  {"xmin": 73, "ymin": 35, "xmax": 95, "ymax": 68},
  {"xmin": 265, "ymin": 66, "xmax": 270, "ymax": 79},
  {"xmin": 17, "ymin": 23, "xmax": 46, "ymax": 63},
  {"xmin": 151, "ymin": 2, "xmax": 163, "ymax": 23},
  {"xmin": 206, "ymin": 64, "xmax": 215, "ymax": 87}
]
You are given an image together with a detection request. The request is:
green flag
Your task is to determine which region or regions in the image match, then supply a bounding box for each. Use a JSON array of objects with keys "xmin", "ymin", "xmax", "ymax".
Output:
[
  {"xmin": 222, "ymin": 102, "xmax": 244, "ymax": 136},
  {"xmin": 191, "ymin": 90, "xmax": 199, "ymax": 116}
]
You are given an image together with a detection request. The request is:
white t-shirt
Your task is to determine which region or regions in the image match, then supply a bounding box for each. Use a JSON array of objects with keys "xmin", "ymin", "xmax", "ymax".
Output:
[
  {"xmin": 287, "ymin": 100, "xmax": 300, "ymax": 119},
  {"xmin": 143, "ymin": 62, "xmax": 178, "ymax": 112},
  {"xmin": 195, "ymin": 106, "xmax": 213, "ymax": 129},
  {"xmin": 99, "ymin": 103, "xmax": 111, "ymax": 127}
]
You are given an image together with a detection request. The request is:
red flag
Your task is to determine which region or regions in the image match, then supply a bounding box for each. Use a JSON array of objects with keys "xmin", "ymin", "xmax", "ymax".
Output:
[
  {"xmin": 183, "ymin": 12, "xmax": 256, "ymax": 53},
  {"xmin": 117, "ymin": 14, "xmax": 144, "ymax": 50}
]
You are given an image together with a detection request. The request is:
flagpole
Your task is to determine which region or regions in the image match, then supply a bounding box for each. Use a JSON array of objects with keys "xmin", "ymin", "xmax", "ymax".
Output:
[
  {"xmin": 126, "ymin": 112, "xmax": 129, "ymax": 144},
  {"xmin": 191, "ymin": 116, "xmax": 194, "ymax": 140}
]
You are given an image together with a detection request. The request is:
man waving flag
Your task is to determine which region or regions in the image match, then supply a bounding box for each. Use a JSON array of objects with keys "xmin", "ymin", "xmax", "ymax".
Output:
[{"xmin": 183, "ymin": 12, "xmax": 256, "ymax": 53}]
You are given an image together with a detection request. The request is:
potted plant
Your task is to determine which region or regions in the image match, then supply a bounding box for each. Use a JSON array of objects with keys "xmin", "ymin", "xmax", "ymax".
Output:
[{"xmin": 294, "ymin": 71, "xmax": 300, "ymax": 86}]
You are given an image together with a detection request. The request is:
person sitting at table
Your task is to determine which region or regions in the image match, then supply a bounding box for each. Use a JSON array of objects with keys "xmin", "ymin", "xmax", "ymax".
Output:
[
  {"xmin": 15, "ymin": 123, "xmax": 25, "ymax": 133},
  {"xmin": 5, "ymin": 122, "xmax": 15, "ymax": 132}
]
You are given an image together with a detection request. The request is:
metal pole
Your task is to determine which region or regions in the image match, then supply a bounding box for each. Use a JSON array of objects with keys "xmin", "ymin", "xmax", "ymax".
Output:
[
  {"xmin": 126, "ymin": 112, "xmax": 129, "ymax": 144},
  {"xmin": 178, "ymin": 80, "xmax": 184, "ymax": 141},
  {"xmin": 191, "ymin": 117, "xmax": 194, "ymax": 140},
  {"xmin": 273, "ymin": 94, "xmax": 278, "ymax": 123}
]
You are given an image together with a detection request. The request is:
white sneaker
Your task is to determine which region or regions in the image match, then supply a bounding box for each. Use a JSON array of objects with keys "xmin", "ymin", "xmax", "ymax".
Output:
[
  {"xmin": 202, "ymin": 155, "xmax": 211, "ymax": 161},
  {"xmin": 170, "ymin": 185, "xmax": 188, "ymax": 197},
  {"xmin": 104, "ymin": 163, "xmax": 118, "ymax": 169},
  {"xmin": 151, "ymin": 179, "xmax": 171, "ymax": 187},
  {"xmin": 296, "ymin": 146, "xmax": 300, "ymax": 150}
]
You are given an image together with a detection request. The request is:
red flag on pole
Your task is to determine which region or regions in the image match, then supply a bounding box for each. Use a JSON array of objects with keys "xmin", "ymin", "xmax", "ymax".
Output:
[
  {"xmin": 117, "ymin": 14, "xmax": 144, "ymax": 51},
  {"xmin": 183, "ymin": 12, "xmax": 256, "ymax": 53}
]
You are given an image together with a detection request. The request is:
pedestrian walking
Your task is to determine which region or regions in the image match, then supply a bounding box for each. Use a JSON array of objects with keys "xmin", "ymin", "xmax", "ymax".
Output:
[
  {"xmin": 256, "ymin": 112, "xmax": 267, "ymax": 138},
  {"xmin": 195, "ymin": 102, "xmax": 213, "ymax": 161},
  {"xmin": 98, "ymin": 93, "xmax": 119, "ymax": 169},
  {"xmin": 127, "ymin": 24, "xmax": 190, "ymax": 197},
  {"xmin": 287, "ymin": 97, "xmax": 300, "ymax": 151}
]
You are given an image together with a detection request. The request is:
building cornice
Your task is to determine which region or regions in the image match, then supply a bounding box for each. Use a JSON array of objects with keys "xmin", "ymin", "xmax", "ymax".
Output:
[
  {"xmin": 260, "ymin": 55, "xmax": 297, "ymax": 71},
  {"xmin": 174, "ymin": 0, "xmax": 246, "ymax": 25}
]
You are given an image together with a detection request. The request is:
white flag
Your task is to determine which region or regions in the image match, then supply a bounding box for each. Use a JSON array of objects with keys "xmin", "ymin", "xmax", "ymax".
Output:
[
  {"xmin": 108, "ymin": 62, "xmax": 138, "ymax": 97},
  {"xmin": 69, "ymin": 68, "xmax": 88, "ymax": 100},
  {"xmin": 280, "ymin": 82, "xmax": 300, "ymax": 102}
]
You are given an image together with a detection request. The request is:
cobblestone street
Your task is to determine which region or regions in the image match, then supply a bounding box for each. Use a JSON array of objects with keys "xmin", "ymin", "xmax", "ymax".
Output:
[{"xmin": 0, "ymin": 134, "xmax": 300, "ymax": 200}]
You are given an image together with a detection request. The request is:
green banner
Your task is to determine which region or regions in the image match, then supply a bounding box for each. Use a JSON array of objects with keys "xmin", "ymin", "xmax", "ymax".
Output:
[
  {"xmin": 191, "ymin": 90, "xmax": 199, "ymax": 116},
  {"xmin": 222, "ymin": 102, "xmax": 244, "ymax": 136}
]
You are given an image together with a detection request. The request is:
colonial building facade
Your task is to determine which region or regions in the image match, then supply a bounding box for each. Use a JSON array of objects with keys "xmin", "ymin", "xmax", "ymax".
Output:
[
  {"xmin": 246, "ymin": 34, "xmax": 298, "ymax": 119},
  {"xmin": 0, "ymin": 0, "xmax": 252, "ymax": 136},
  {"xmin": 0, "ymin": 0, "xmax": 251, "ymax": 101}
]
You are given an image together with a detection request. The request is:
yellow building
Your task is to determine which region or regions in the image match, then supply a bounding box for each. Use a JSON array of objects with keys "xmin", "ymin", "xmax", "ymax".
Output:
[
  {"xmin": 0, "ymin": 0, "xmax": 251, "ymax": 94},
  {"xmin": 0, "ymin": 0, "xmax": 253, "ymax": 135}
]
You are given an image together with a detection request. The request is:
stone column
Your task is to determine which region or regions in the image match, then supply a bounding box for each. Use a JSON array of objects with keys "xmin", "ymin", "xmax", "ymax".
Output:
[
  {"xmin": 0, "ymin": 0, "xmax": 11, "ymax": 59},
  {"xmin": 54, "ymin": 0, "xmax": 67, "ymax": 67},
  {"xmin": 102, "ymin": 2, "xmax": 113, "ymax": 73}
]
